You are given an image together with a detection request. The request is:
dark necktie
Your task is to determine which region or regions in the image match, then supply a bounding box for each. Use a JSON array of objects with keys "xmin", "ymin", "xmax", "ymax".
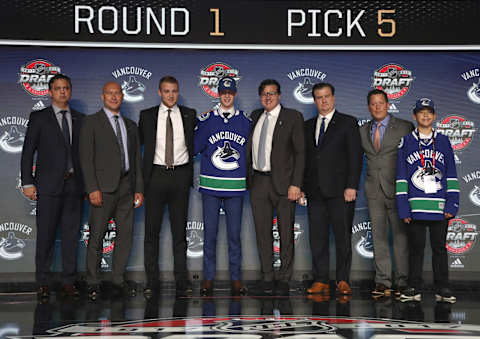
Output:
[
  {"xmin": 316, "ymin": 117, "xmax": 326, "ymax": 147},
  {"xmin": 165, "ymin": 109, "xmax": 174, "ymax": 167},
  {"xmin": 113, "ymin": 115, "xmax": 126, "ymax": 173},
  {"xmin": 60, "ymin": 110, "xmax": 73, "ymax": 171}
]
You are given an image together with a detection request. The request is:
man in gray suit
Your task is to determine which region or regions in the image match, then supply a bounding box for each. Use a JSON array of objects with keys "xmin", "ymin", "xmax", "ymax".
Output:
[
  {"xmin": 79, "ymin": 81, "xmax": 144, "ymax": 299},
  {"xmin": 359, "ymin": 89, "xmax": 414, "ymax": 297}
]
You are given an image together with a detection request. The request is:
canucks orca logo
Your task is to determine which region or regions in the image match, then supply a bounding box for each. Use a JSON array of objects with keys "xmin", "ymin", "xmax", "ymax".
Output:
[
  {"xmin": 469, "ymin": 185, "xmax": 480, "ymax": 206},
  {"xmin": 467, "ymin": 78, "xmax": 480, "ymax": 104},
  {"xmin": 211, "ymin": 141, "xmax": 240, "ymax": 170},
  {"xmin": 0, "ymin": 126, "xmax": 25, "ymax": 154},
  {"xmin": 411, "ymin": 160, "xmax": 443, "ymax": 192},
  {"xmin": 186, "ymin": 230, "xmax": 204, "ymax": 258},
  {"xmin": 293, "ymin": 78, "xmax": 315, "ymax": 104},
  {"xmin": 0, "ymin": 232, "xmax": 25, "ymax": 260},
  {"xmin": 121, "ymin": 76, "xmax": 145, "ymax": 102},
  {"xmin": 356, "ymin": 230, "xmax": 374, "ymax": 259}
]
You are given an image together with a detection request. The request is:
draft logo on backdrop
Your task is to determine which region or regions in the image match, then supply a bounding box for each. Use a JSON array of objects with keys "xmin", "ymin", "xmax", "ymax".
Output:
[
  {"xmin": 446, "ymin": 218, "xmax": 478, "ymax": 256},
  {"xmin": 111, "ymin": 66, "xmax": 152, "ymax": 102},
  {"xmin": 286, "ymin": 67, "xmax": 327, "ymax": 104},
  {"xmin": 186, "ymin": 220, "xmax": 204, "ymax": 258},
  {"xmin": 372, "ymin": 63, "xmax": 414, "ymax": 101},
  {"xmin": 352, "ymin": 220, "xmax": 374, "ymax": 259},
  {"xmin": 461, "ymin": 67, "xmax": 480, "ymax": 104},
  {"xmin": 436, "ymin": 115, "xmax": 476, "ymax": 151},
  {"xmin": 0, "ymin": 116, "xmax": 28, "ymax": 154},
  {"xmin": 0, "ymin": 222, "xmax": 32, "ymax": 260},
  {"xmin": 198, "ymin": 62, "xmax": 241, "ymax": 99},
  {"xmin": 81, "ymin": 219, "xmax": 116, "ymax": 269},
  {"xmin": 18, "ymin": 59, "xmax": 61, "ymax": 97}
]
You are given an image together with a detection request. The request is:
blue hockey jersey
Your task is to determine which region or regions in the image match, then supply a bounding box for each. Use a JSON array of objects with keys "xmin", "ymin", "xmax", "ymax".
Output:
[
  {"xmin": 194, "ymin": 109, "xmax": 251, "ymax": 197},
  {"xmin": 396, "ymin": 129, "xmax": 459, "ymax": 220}
]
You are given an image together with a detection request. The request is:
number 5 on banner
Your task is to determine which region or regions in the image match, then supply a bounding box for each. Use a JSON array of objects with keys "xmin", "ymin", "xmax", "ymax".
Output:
[
  {"xmin": 377, "ymin": 9, "xmax": 396, "ymax": 37},
  {"xmin": 210, "ymin": 8, "xmax": 225, "ymax": 36}
]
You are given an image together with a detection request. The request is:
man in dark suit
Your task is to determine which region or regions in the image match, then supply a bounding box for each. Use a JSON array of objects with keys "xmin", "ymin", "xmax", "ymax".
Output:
[
  {"xmin": 138, "ymin": 76, "xmax": 196, "ymax": 296},
  {"xmin": 247, "ymin": 79, "xmax": 305, "ymax": 296},
  {"xmin": 21, "ymin": 74, "xmax": 84, "ymax": 299},
  {"xmin": 79, "ymin": 81, "xmax": 144, "ymax": 299},
  {"xmin": 360, "ymin": 89, "xmax": 414, "ymax": 297},
  {"xmin": 303, "ymin": 83, "xmax": 362, "ymax": 295}
]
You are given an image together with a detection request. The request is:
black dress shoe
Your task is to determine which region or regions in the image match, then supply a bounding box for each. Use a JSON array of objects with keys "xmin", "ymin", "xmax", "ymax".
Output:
[
  {"xmin": 88, "ymin": 284, "xmax": 100, "ymax": 300},
  {"xmin": 176, "ymin": 280, "xmax": 193, "ymax": 296},
  {"xmin": 112, "ymin": 282, "xmax": 136, "ymax": 298},
  {"xmin": 276, "ymin": 281, "xmax": 290, "ymax": 296},
  {"xmin": 61, "ymin": 283, "xmax": 80, "ymax": 298},
  {"xmin": 37, "ymin": 285, "xmax": 50, "ymax": 299},
  {"xmin": 231, "ymin": 280, "xmax": 247, "ymax": 296},
  {"xmin": 200, "ymin": 280, "xmax": 213, "ymax": 296}
]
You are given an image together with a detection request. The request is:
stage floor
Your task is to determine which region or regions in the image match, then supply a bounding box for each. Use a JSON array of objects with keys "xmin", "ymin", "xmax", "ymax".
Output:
[{"xmin": 2, "ymin": 282, "xmax": 480, "ymax": 339}]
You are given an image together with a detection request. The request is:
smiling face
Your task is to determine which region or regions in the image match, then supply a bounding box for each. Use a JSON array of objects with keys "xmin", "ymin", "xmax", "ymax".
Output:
[
  {"xmin": 368, "ymin": 93, "xmax": 389, "ymax": 122},
  {"xmin": 159, "ymin": 81, "xmax": 179, "ymax": 108},
  {"xmin": 313, "ymin": 86, "xmax": 335, "ymax": 116},
  {"xmin": 49, "ymin": 78, "xmax": 71, "ymax": 108},
  {"xmin": 260, "ymin": 84, "xmax": 280, "ymax": 112},
  {"xmin": 101, "ymin": 82, "xmax": 123, "ymax": 113},
  {"xmin": 219, "ymin": 90, "xmax": 236, "ymax": 110},
  {"xmin": 413, "ymin": 108, "xmax": 436, "ymax": 130}
]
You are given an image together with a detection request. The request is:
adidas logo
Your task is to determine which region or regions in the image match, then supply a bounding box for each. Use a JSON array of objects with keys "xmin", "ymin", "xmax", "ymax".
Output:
[
  {"xmin": 388, "ymin": 102, "xmax": 399, "ymax": 113},
  {"xmin": 32, "ymin": 100, "xmax": 45, "ymax": 111},
  {"xmin": 450, "ymin": 258, "xmax": 464, "ymax": 268}
]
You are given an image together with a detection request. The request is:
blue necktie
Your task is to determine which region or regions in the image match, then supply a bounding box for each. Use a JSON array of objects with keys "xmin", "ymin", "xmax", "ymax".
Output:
[
  {"xmin": 316, "ymin": 117, "xmax": 326, "ymax": 147},
  {"xmin": 257, "ymin": 112, "xmax": 269, "ymax": 170}
]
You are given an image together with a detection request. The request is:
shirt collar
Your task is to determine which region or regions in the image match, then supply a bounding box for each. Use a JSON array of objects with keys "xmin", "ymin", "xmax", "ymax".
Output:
[
  {"xmin": 265, "ymin": 103, "xmax": 281, "ymax": 117},
  {"xmin": 160, "ymin": 103, "xmax": 178, "ymax": 113},
  {"xmin": 52, "ymin": 104, "xmax": 70, "ymax": 115},
  {"xmin": 374, "ymin": 114, "xmax": 390, "ymax": 127},
  {"xmin": 219, "ymin": 106, "xmax": 235, "ymax": 119},
  {"xmin": 318, "ymin": 108, "xmax": 335, "ymax": 121},
  {"xmin": 104, "ymin": 107, "xmax": 121, "ymax": 119}
]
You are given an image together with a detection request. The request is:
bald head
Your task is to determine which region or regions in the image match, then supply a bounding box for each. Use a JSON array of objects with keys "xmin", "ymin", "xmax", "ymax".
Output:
[{"xmin": 102, "ymin": 81, "xmax": 123, "ymax": 114}]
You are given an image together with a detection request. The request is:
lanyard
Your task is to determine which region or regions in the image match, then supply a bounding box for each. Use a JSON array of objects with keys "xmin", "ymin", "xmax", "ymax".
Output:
[{"xmin": 416, "ymin": 130, "xmax": 435, "ymax": 170}]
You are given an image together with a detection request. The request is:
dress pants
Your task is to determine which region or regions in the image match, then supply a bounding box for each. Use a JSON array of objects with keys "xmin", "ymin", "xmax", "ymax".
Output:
[
  {"xmin": 406, "ymin": 219, "xmax": 449, "ymax": 290},
  {"xmin": 250, "ymin": 172, "xmax": 296, "ymax": 282},
  {"xmin": 144, "ymin": 165, "xmax": 191, "ymax": 284},
  {"xmin": 36, "ymin": 177, "xmax": 82, "ymax": 285},
  {"xmin": 86, "ymin": 175, "xmax": 133, "ymax": 285},
  {"xmin": 307, "ymin": 190, "xmax": 355, "ymax": 283},
  {"xmin": 367, "ymin": 196, "xmax": 409, "ymax": 288},
  {"xmin": 202, "ymin": 194, "xmax": 243, "ymax": 281}
]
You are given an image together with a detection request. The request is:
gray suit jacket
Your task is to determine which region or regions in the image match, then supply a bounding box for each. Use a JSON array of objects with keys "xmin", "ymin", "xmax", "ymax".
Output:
[
  {"xmin": 79, "ymin": 109, "xmax": 144, "ymax": 194},
  {"xmin": 359, "ymin": 115, "xmax": 414, "ymax": 199}
]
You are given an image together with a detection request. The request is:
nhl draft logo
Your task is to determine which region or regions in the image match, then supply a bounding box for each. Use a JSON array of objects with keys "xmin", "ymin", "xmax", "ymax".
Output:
[
  {"xmin": 0, "ymin": 116, "xmax": 28, "ymax": 154},
  {"xmin": 446, "ymin": 218, "xmax": 478, "ymax": 255},
  {"xmin": 352, "ymin": 221, "xmax": 373, "ymax": 259},
  {"xmin": 16, "ymin": 169, "xmax": 37, "ymax": 216},
  {"xmin": 18, "ymin": 59, "xmax": 61, "ymax": 97},
  {"xmin": 0, "ymin": 222, "xmax": 32, "ymax": 261},
  {"xmin": 273, "ymin": 218, "xmax": 302, "ymax": 268},
  {"xmin": 286, "ymin": 68, "xmax": 327, "ymax": 104},
  {"xmin": 112, "ymin": 66, "xmax": 152, "ymax": 103},
  {"xmin": 460, "ymin": 68, "xmax": 480, "ymax": 104},
  {"xmin": 436, "ymin": 115, "xmax": 476, "ymax": 151},
  {"xmin": 211, "ymin": 141, "xmax": 240, "ymax": 170},
  {"xmin": 462, "ymin": 169, "xmax": 480, "ymax": 207},
  {"xmin": 81, "ymin": 219, "xmax": 116, "ymax": 269},
  {"xmin": 411, "ymin": 160, "xmax": 442, "ymax": 192},
  {"xmin": 186, "ymin": 220, "xmax": 204, "ymax": 258},
  {"xmin": 372, "ymin": 63, "xmax": 414, "ymax": 100},
  {"xmin": 198, "ymin": 62, "xmax": 241, "ymax": 99}
]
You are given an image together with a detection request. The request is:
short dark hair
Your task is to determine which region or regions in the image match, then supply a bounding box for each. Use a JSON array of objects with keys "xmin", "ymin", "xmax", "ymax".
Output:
[
  {"xmin": 367, "ymin": 89, "xmax": 388, "ymax": 104},
  {"xmin": 159, "ymin": 75, "xmax": 179, "ymax": 89},
  {"xmin": 258, "ymin": 79, "xmax": 281, "ymax": 96},
  {"xmin": 311, "ymin": 82, "xmax": 335, "ymax": 97},
  {"xmin": 48, "ymin": 74, "xmax": 72, "ymax": 90}
]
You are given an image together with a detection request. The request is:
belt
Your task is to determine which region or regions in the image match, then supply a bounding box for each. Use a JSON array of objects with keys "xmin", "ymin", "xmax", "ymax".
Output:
[
  {"xmin": 155, "ymin": 163, "xmax": 188, "ymax": 171},
  {"xmin": 64, "ymin": 172, "xmax": 73, "ymax": 180},
  {"xmin": 254, "ymin": 170, "xmax": 271, "ymax": 176}
]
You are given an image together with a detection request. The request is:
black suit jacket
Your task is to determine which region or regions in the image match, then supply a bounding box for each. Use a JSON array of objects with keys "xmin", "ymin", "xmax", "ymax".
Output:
[
  {"xmin": 138, "ymin": 105, "xmax": 197, "ymax": 192},
  {"xmin": 303, "ymin": 111, "xmax": 363, "ymax": 198},
  {"xmin": 79, "ymin": 109, "xmax": 143, "ymax": 194},
  {"xmin": 247, "ymin": 106, "xmax": 305, "ymax": 195},
  {"xmin": 21, "ymin": 106, "xmax": 84, "ymax": 196}
]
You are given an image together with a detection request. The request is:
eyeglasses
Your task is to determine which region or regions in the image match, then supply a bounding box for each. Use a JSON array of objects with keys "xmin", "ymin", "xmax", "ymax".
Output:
[{"xmin": 261, "ymin": 92, "xmax": 278, "ymax": 97}]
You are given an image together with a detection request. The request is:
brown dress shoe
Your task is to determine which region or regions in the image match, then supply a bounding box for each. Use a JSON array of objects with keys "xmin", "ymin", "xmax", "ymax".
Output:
[
  {"xmin": 307, "ymin": 282, "xmax": 330, "ymax": 294},
  {"xmin": 200, "ymin": 280, "xmax": 213, "ymax": 296},
  {"xmin": 337, "ymin": 280, "xmax": 352, "ymax": 295},
  {"xmin": 231, "ymin": 280, "xmax": 247, "ymax": 296}
]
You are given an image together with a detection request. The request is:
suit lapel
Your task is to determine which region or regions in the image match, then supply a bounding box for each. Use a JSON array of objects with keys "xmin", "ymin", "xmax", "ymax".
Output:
[
  {"xmin": 178, "ymin": 106, "xmax": 189, "ymax": 141},
  {"xmin": 272, "ymin": 107, "xmax": 286, "ymax": 147},
  {"xmin": 365, "ymin": 120, "xmax": 376, "ymax": 153},
  {"xmin": 71, "ymin": 110, "xmax": 81, "ymax": 148},
  {"xmin": 99, "ymin": 109, "xmax": 120, "ymax": 149},
  {"xmin": 379, "ymin": 115, "xmax": 396, "ymax": 151}
]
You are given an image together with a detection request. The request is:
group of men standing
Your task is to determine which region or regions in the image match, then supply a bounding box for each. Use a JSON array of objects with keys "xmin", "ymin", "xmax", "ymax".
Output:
[{"xmin": 21, "ymin": 73, "xmax": 458, "ymax": 303}]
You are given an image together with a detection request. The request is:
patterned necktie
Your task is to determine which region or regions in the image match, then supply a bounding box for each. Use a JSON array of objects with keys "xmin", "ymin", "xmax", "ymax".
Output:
[
  {"xmin": 257, "ymin": 112, "xmax": 269, "ymax": 170},
  {"xmin": 60, "ymin": 110, "xmax": 73, "ymax": 171},
  {"xmin": 113, "ymin": 115, "xmax": 126, "ymax": 173},
  {"xmin": 317, "ymin": 117, "xmax": 326, "ymax": 147},
  {"xmin": 165, "ymin": 109, "xmax": 174, "ymax": 167},
  {"xmin": 374, "ymin": 121, "xmax": 381, "ymax": 152}
]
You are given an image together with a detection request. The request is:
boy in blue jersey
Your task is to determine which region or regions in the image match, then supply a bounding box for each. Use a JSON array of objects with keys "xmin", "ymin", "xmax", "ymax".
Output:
[
  {"xmin": 194, "ymin": 77, "xmax": 251, "ymax": 296},
  {"xmin": 396, "ymin": 98, "xmax": 459, "ymax": 303}
]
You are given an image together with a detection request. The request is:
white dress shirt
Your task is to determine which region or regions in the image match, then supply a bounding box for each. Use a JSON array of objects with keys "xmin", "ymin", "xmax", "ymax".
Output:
[
  {"xmin": 315, "ymin": 108, "xmax": 335, "ymax": 145},
  {"xmin": 252, "ymin": 103, "xmax": 281, "ymax": 171},
  {"xmin": 153, "ymin": 103, "xmax": 189, "ymax": 166}
]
